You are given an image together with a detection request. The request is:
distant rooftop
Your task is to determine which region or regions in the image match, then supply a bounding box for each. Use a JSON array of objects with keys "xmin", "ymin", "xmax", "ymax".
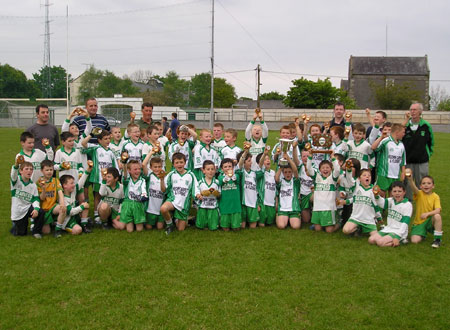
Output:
[{"xmin": 350, "ymin": 56, "xmax": 429, "ymax": 76}]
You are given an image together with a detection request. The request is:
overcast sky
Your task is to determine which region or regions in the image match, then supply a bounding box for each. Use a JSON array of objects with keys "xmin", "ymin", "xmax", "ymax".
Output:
[{"xmin": 1, "ymin": 0, "xmax": 450, "ymax": 100}]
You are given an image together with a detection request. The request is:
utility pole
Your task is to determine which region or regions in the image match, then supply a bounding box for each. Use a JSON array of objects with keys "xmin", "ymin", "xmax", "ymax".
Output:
[
  {"xmin": 209, "ymin": 0, "xmax": 215, "ymax": 130},
  {"xmin": 43, "ymin": 0, "xmax": 52, "ymax": 98},
  {"xmin": 256, "ymin": 64, "xmax": 261, "ymax": 109}
]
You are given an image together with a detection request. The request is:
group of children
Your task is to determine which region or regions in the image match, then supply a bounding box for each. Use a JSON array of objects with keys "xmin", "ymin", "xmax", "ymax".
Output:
[{"xmin": 10, "ymin": 107, "xmax": 443, "ymax": 248}]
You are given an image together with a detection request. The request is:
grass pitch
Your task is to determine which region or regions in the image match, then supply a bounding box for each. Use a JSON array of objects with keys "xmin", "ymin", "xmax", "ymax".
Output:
[{"xmin": 0, "ymin": 128, "xmax": 449, "ymax": 329}]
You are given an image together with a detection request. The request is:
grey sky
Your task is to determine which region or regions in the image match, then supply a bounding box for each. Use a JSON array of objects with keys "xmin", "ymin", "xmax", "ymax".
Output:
[{"xmin": 1, "ymin": 0, "xmax": 450, "ymax": 100}]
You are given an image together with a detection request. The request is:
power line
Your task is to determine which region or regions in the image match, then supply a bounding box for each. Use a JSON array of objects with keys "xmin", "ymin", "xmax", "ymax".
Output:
[
  {"xmin": 214, "ymin": 64, "xmax": 256, "ymax": 92},
  {"xmin": 262, "ymin": 69, "xmax": 347, "ymax": 79}
]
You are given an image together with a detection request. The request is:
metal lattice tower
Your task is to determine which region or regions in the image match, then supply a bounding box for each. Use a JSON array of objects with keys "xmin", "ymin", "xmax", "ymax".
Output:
[{"xmin": 43, "ymin": 0, "xmax": 52, "ymax": 97}]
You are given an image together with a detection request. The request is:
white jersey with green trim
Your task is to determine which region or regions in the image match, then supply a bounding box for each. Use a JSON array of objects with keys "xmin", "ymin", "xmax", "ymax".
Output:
[
  {"xmin": 212, "ymin": 138, "xmax": 227, "ymax": 152},
  {"xmin": 158, "ymin": 136, "xmax": 170, "ymax": 149},
  {"xmin": 198, "ymin": 178, "xmax": 221, "ymax": 209},
  {"xmin": 376, "ymin": 196, "xmax": 412, "ymax": 240},
  {"xmin": 15, "ymin": 147, "xmax": 54, "ymax": 183},
  {"xmin": 61, "ymin": 173, "xmax": 88, "ymax": 228},
  {"xmin": 168, "ymin": 139, "xmax": 195, "ymax": 169},
  {"xmin": 338, "ymin": 169, "xmax": 356, "ymax": 199},
  {"xmin": 109, "ymin": 139, "xmax": 124, "ymax": 162},
  {"xmin": 193, "ymin": 143, "xmax": 220, "ymax": 169},
  {"xmin": 298, "ymin": 163, "xmax": 313, "ymax": 196},
  {"xmin": 123, "ymin": 176, "xmax": 147, "ymax": 202},
  {"xmin": 257, "ymin": 169, "xmax": 276, "ymax": 207},
  {"xmin": 10, "ymin": 166, "xmax": 40, "ymax": 220},
  {"xmin": 306, "ymin": 157, "xmax": 340, "ymax": 211},
  {"xmin": 84, "ymin": 145, "xmax": 118, "ymax": 184},
  {"xmin": 271, "ymin": 142, "xmax": 300, "ymax": 166},
  {"xmin": 241, "ymin": 169, "xmax": 263, "ymax": 208},
  {"xmin": 99, "ymin": 181, "xmax": 124, "ymax": 213},
  {"xmin": 146, "ymin": 172, "xmax": 164, "ymax": 215},
  {"xmin": 245, "ymin": 121, "xmax": 269, "ymax": 156},
  {"xmin": 142, "ymin": 141, "xmax": 166, "ymax": 170},
  {"xmin": 278, "ymin": 177, "xmax": 301, "ymax": 212},
  {"xmin": 54, "ymin": 148, "xmax": 84, "ymax": 184},
  {"xmin": 346, "ymin": 139, "xmax": 374, "ymax": 169},
  {"xmin": 332, "ymin": 140, "xmax": 348, "ymax": 159},
  {"xmin": 122, "ymin": 139, "xmax": 144, "ymax": 162},
  {"xmin": 164, "ymin": 170, "xmax": 199, "ymax": 212},
  {"xmin": 219, "ymin": 145, "xmax": 242, "ymax": 161},
  {"xmin": 376, "ymin": 136, "xmax": 406, "ymax": 179},
  {"xmin": 348, "ymin": 183, "xmax": 378, "ymax": 225}
]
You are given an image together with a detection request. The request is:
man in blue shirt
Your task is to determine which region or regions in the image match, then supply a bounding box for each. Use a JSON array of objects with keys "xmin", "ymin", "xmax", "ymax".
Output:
[
  {"xmin": 170, "ymin": 112, "xmax": 180, "ymax": 140},
  {"xmin": 72, "ymin": 98, "xmax": 110, "ymax": 143}
]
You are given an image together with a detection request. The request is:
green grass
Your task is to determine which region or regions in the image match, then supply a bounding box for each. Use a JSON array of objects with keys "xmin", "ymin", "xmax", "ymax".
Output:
[{"xmin": 0, "ymin": 128, "xmax": 449, "ymax": 329}]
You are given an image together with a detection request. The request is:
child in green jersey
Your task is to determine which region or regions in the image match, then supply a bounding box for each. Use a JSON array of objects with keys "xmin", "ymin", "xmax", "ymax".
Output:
[{"xmin": 218, "ymin": 158, "xmax": 242, "ymax": 231}]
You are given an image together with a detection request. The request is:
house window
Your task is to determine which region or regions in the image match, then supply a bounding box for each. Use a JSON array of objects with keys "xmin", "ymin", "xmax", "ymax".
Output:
[{"xmin": 385, "ymin": 78, "xmax": 395, "ymax": 87}]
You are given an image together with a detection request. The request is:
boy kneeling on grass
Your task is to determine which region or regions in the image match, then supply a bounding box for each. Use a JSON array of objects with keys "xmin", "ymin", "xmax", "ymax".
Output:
[
  {"xmin": 161, "ymin": 152, "xmax": 199, "ymax": 235},
  {"xmin": 98, "ymin": 167, "xmax": 124, "ymax": 230},
  {"xmin": 406, "ymin": 171, "xmax": 443, "ymax": 248}
]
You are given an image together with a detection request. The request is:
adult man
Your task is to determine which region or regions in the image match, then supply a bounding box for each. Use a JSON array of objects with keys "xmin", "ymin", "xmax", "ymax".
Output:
[
  {"xmin": 402, "ymin": 102, "xmax": 434, "ymax": 199},
  {"xmin": 162, "ymin": 117, "xmax": 169, "ymax": 135},
  {"xmin": 26, "ymin": 104, "xmax": 60, "ymax": 151},
  {"xmin": 328, "ymin": 102, "xmax": 347, "ymax": 129},
  {"xmin": 72, "ymin": 98, "xmax": 110, "ymax": 143},
  {"xmin": 170, "ymin": 112, "xmax": 180, "ymax": 140},
  {"xmin": 132, "ymin": 102, "xmax": 154, "ymax": 130}
]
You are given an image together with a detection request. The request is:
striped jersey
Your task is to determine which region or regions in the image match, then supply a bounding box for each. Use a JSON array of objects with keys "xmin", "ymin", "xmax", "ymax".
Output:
[
  {"xmin": 10, "ymin": 166, "xmax": 40, "ymax": 220},
  {"xmin": 99, "ymin": 181, "xmax": 124, "ymax": 213},
  {"xmin": 61, "ymin": 173, "xmax": 88, "ymax": 228},
  {"xmin": 298, "ymin": 163, "xmax": 314, "ymax": 196},
  {"xmin": 72, "ymin": 114, "xmax": 110, "ymax": 144},
  {"xmin": 123, "ymin": 176, "xmax": 147, "ymax": 202},
  {"xmin": 219, "ymin": 145, "xmax": 242, "ymax": 161},
  {"xmin": 375, "ymin": 136, "xmax": 406, "ymax": 179},
  {"xmin": 212, "ymin": 138, "xmax": 227, "ymax": 152},
  {"xmin": 332, "ymin": 140, "xmax": 348, "ymax": 159}
]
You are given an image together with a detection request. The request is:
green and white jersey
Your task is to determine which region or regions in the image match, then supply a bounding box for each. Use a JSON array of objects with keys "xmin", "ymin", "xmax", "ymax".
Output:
[
  {"xmin": 346, "ymin": 139, "xmax": 374, "ymax": 169},
  {"xmin": 338, "ymin": 169, "xmax": 356, "ymax": 199},
  {"xmin": 143, "ymin": 141, "xmax": 166, "ymax": 170},
  {"xmin": 367, "ymin": 125, "xmax": 382, "ymax": 144},
  {"xmin": 257, "ymin": 169, "xmax": 276, "ymax": 207},
  {"xmin": 146, "ymin": 172, "xmax": 164, "ymax": 215},
  {"xmin": 347, "ymin": 183, "xmax": 378, "ymax": 225},
  {"xmin": 245, "ymin": 120, "xmax": 268, "ymax": 156},
  {"xmin": 212, "ymin": 138, "xmax": 227, "ymax": 152},
  {"xmin": 306, "ymin": 157, "xmax": 340, "ymax": 211},
  {"xmin": 240, "ymin": 168, "xmax": 263, "ymax": 208},
  {"xmin": 122, "ymin": 139, "xmax": 144, "ymax": 162},
  {"xmin": 193, "ymin": 142, "xmax": 220, "ymax": 169},
  {"xmin": 219, "ymin": 145, "xmax": 242, "ymax": 162},
  {"xmin": 16, "ymin": 147, "xmax": 54, "ymax": 183},
  {"xmin": 10, "ymin": 166, "xmax": 40, "ymax": 220},
  {"xmin": 61, "ymin": 173, "xmax": 88, "ymax": 228},
  {"xmin": 99, "ymin": 181, "xmax": 124, "ymax": 213},
  {"xmin": 376, "ymin": 136, "xmax": 406, "ymax": 179},
  {"xmin": 298, "ymin": 163, "xmax": 314, "ymax": 196},
  {"xmin": 376, "ymin": 196, "xmax": 412, "ymax": 240},
  {"xmin": 123, "ymin": 175, "xmax": 147, "ymax": 202},
  {"xmin": 332, "ymin": 140, "xmax": 348, "ymax": 159},
  {"xmin": 83, "ymin": 145, "xmax": 118, "ymax": 184},
  {"xmin": 277, "ymin": 176, "xmax": 301, "ymax": 212},
  {"xmin": 218, "ymin": 172, "xmax": 242, "ymax": 214},
  {"xmin": 54, "ymin": 148, "xmax": 84, "ymax": 184},
  {"xmin": 109, "ymin": 139, "xmax": 124, "ymax": 162},
  {"xmin": 164, "ymin": 170, "xmax": 199, "ymax": 212},
  {"xmin": 158, "ymin": 136, "xmax": 170, "ymax": 149},
  {"xmin": 198, "ymin": 178, "xmax": 221, "ymax": 209},
  {"xmin": 168, "ymin": 139, "xmax": 195, "ymax": 169}
]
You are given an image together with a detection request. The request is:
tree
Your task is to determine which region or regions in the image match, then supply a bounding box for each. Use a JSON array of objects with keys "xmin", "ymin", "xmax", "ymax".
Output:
[
  {"xmin": 124, "ymin": 69, "xmax": 153, "ymax": 84},
  {"xmin": 0, "ymin": 63, "xmax": 40, "ymax": 98},
  {"xmin": 32, "ymin": 65, "xmax": 69, "ymax": 98},
  {"xmin": 370, "ymin": 80, "xmax": 423, "ymax": 110},
  {"xmin": 260, "ymin": 91, "xmax": 285, "ymax": 100},
  {"xmin": 284, "ymin": 77, "xmax": 354, "ymax": 109},
  {"xmin": 430, "ymin": 85, "xmax": 449, "ymax": 110},
  {"xmin": 437, "ymin": 99, "xmax": 450, "ymax": 111},
  {"xmin": 189, "ymin": 72, "xmax": 237, "ymax": 108},
  {"xmin": 78, "ymin": 66, "xmax": 139, "ymax": 104}
]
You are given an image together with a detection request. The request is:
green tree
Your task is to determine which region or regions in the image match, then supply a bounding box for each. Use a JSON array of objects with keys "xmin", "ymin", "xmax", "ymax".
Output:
[
  {"xmin": 158, "ymin": 71, "xmax": 188, "ymax": 106},
  {"xmin": 371, "ymin": 80, "xmax": 423, "ymax": 110},
  {"xmin": 260, "ymin": 91, "xmax": 285, "ymax": 100},
  {"xmin": 32, "ymin": 65, "xmax": 69, "ymax": 98},
  {"xmin": 284, "ymin": 77, "xmax": 352, "ymax": 109},
  {"xmin": 189, "ymin": 72, "xmax": 236, "ymax": 108},
  {"xmin": 437, "ymin": 99, "xmax": 450, "ymax": 111},
  {"xmin": 0, "ymin": 63, "xmax": 40, "ymax": 98}
]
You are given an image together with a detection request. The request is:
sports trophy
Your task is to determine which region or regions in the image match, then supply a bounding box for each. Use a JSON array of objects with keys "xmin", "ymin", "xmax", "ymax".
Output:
[
  {"xmin": 311, "ymin": 134, "xmax": 332, "ymax": 154},
  {"xmin": 278, "ymin": 138, "xmax": 294, "ymax": 166}
]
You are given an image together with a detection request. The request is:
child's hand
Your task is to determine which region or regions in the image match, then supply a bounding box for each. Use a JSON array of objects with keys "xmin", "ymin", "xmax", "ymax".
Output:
[
  {"xmin": 60, "ymin": 205, "xmax": 67, "ymax": 215},
  {"xmin": 252, "ymin": 112, "xmax": 258, "ymax": 121},
  {"xmin": 15, "ymin": 155, "xmax": 25, "ymax": 167},
  {"xmin": 420, "ymin": 212, "xmax": 428, "ymax": 220},
  {"xmin": 330, "ymin": 150, "xmax": 335, "ymax": 159},
  {"xmin": 130, "ymin": 111, "xmax": 136, "ymax": 121},
  {"xmin": 339, "ymin": 191, "xmax": 346, "ymax": 199},
  {"xmin": 31, "ymin": 210, "xmax": 38, "ymax": 218},
  {"xmin": 196, "ymin": 193, "xmax": 203, "ymax": 200},
  {"xmin": 292, "ymin": 140, "xmax": 298, "ymax": 148},
  {"xmin": 392, "ymin": 238, "xmax": 400, "ymax": 247},
  {"xmin": 87, "ymin": 160, "xmax": 94, "ymax": 172},
  {"xmin": 405, "ymin": 168, "xmax": 412, "ymax": 179},
  {"xmin": 264, "ymin": 145, "xmax": 270, "ymax": 154},
  {"xmin": 82, "ymin": 202, "xmax": 89, "ymax": 209},
  {"xmin": 365, "ymin": 108, "xmax": 371, "ymax": 116}
]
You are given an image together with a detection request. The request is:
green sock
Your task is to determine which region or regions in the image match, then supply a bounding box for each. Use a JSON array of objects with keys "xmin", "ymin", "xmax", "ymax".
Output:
[
  {"xmin": 55, "ymin": 223, "xmax": 62, "ymax": 230},
  {"xmin": 434, "ymin": 231, "xmax": 443, "ymax": 240}
]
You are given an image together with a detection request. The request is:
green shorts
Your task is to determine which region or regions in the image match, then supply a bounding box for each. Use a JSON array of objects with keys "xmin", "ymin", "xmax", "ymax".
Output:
[
  {"xmin": 241, "ymin": 205, "xmax": 259, "ymax": 223},
  {"xmin": 411, "ymin": 217, "xmax": 433, "ymax": 238},
  {"xmin": 378, "ymin": 231, "xmax": 401, "ymax": 240},
  {"xmin": 193, "ymin": 168, "xmax": 204, "ymax": 181},
  {"xmin": 196, "ymin": 208, "xmax": 219, "ymax": 230},
  {"xmin": 65, "ymin": 216, "xmax": 79, "ymax": 231},
  {"xmin": 174, "ymin": 208, "xmax": 189, "ymax": 221},
  {"xmin": 259, "ymin": 204, "xmax": 276, "ymax": 225},
  {"xmin": 376, "ymin": 176, "xmax": 397, "ymax": 192},
  {"xmin": 300, "ymin": 193, "xmax": 312, "ymax": 210},
  {"xmin": 120, "ymin": 200, "xmax": 146, "ymax": 224},
  {"xmin": 111, "ymin": 208, "xmax": 119, "ymax": 220},
  {"xmin": 278, "ymin": 210, "xmax": 301, "ymax": 219},
  {"xmin": 348, "ymin": 219, "xmax": 377, "ymax": 233},
  {"xmin": 311, "ymin": 210, "xmax": 336, "ymax": 227},
  {"xmin": 146, "ymin": 213, "xmax": 164, "ymax": 226},
  {"xmin": 220, "ymin": 213, "xmax": 241, "ymax": 229},
  {"xmin": 43, "ymin": 204, "xmax": 58, "ymax": 225}
]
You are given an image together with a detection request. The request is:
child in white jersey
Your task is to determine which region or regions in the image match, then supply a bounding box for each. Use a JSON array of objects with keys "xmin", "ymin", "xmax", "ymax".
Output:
[
  {"xmin": 369, "ymin": 181, "xmax": 412, "ymax": 247},
  {"xmin": 54, "ymin": 132, "xmax": 84, "ymax": 184},
  {"xmin": 109, "ymin": 126, "xmax": 124, "ymax": 163},
  {"xmin": 245, "ymin": 111, "xmax": 269, "ymax": 170},
  {"xmin": 256, "ymin": 148, "xmax": 276, "ymax": 226},
  {"xmin": 196, "ymin": 160, "xmax": 221, "ymax": 230},
  {"xmin": 305, "ymin": 124, "xmax": 327, "ymax": 169},
  {"xmin": 237, "ymin": 149, "xmax": 263, "ymax": 228},
  {"xmin": 153, "ymin": 121, "xmax": 170, "ymax": 151},
  {"xmin": 193, "ymin": 129, "xmax": 220, "ymax": 180},
  {"xmin": 271, "ymin": 125, "xmax": 299, "ymax": 168},
  {"xmin": 372, "ymin": 123, "xmax": 406, "ymax": 196},
  {"xmin": 338, "ymin": 158, "xmax": 361, "ymax": 227},
  {"xmin": 121, "ymin": 123, "xmax": 145, "ymax": 163},
  {"xmin": 297, "ymin": 149, "xmax": 314, "ymax": 224},
  {"xmin": 212, "ymin": 122, "xmax": 227, "ymax": 152},
  {"xmin": 143, "ymin": 125, "xmax": 166, "ymax": 171},
  {"xmin": 15, "ymin": 132, "xmax": 54, "ymax": 183},
  {"xmin": 330, "ymin": 126, "xmax": 348, "ymax": 159},
  {"xmin": 120, "ymin": 160, "xmax": 148, "ymax": 232},
  {"xmin": 345, "ymin": 123, "xmax": 374, "ymax": 170},
  {"xmin": 161, "ymin": 152, "xmax": 200, "ymax": 235},
  {"xmin": 142, "ymin": 153, "xmax": 166, "ymax": 230},
  {"xmin": 341, "ymin": 169, "xmax": 379, "ymax": 237},
  {"xmin": 98, "ymin": 167, "xmax": 124, "ymax": 230},
  {"xmin": 168, "ymin": 125, "xmax": 197, "ymax": 170},
  {"xmin": 275, "ymin": 153, "xmax": 301, "ymax": 229},
  {"xmin": 219, "ymin": 128, "xmax": 242, "ymax": 166},
  {"xmin": 10, "ymin": 160, "xmax": 45, "ymax": 238},
  {"xmin": 307, "ymin": 150, "xmax": 341, "ymax": 233}
]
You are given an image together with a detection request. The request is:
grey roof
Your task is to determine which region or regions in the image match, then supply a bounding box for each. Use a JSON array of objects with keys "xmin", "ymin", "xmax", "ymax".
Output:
[{"xmin": 350, "ymin": 56, "xmax": 429, "ymax": 76}]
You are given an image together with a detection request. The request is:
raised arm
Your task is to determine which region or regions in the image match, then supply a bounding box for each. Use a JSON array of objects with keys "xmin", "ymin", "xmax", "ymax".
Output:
[
  {"xmin": 286, "ymin": 153, "xmax": 299, "ymax": 178},
  {"xmin": 238, "ymin": 149, "xmax": 249, "ymax": 169},
  {"xmin": 81, "ymin": 134, "xmax": 92, "ymax": 149},
  {"xmin": 274, "ymin": 166, "xmax": 282, "ymax": 183}
]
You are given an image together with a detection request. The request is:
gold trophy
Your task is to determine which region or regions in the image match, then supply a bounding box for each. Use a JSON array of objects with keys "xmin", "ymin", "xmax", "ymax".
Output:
[
  {"xmin": 87, "ymin": 160, "xmax": 94, "ymax": 168},
  {"xmin": 158, "ymin": 170, "xmax": 166, "ymax": 179},
  {"xmin": 38, "ymin": 177, "xmax": 46, "ymax": 186},
  {"xmin": 311, "ymin": 134, "xmax": 333, "ymax": 154},
  {"xmin": 130, "ymin": 111, "xmax": 136, "ymax": 119},
  {"xmin": 42, "ymin": 138, "xmax": 50, "ymax": 147},
  {"xmin": 255, "ymin": 108, "xmax": 261, "ymax": 117},
  {"xmin": 345, "ymin": 159, "xmax": 353, "ymax": 170},
  {"xmin": 304, "ymin": 142, "xmax": 311, "ymax": 151},
  {"xmin": 345, "ymin": 127, "xmax": 351, "ymax": 135},
  {"xmin": 61, "ymin": 161, "xmax": 71, "ymax": 170},
  {"xmin": 405, "ymin": 168, "xmax": 412, "ymax": 177},
  {"xmin": 243, "ymin": 141, "xmax": 251, "ymax": 150},
  {"xmin": 201, "ymin": 190, "xmax": 211, "ymax": 197},
  {"xmin": 179, "ymin": 141, "xmax": 185, "ymax": 147},
  {"xmin": 373, "ymin": 185, "xmax": 381, "ymax": 196},
  {"xmin": 345, "ymin": 111, "xmax": 352, "ymax": 120},
  {"xmin": 227, "ymin": 170, "xmax": 233, "ymax": 177},
  {"xmin": 91, "ymin": 127, "xmax": 103, "ymax": 136},
  {"xmin": 101, "ymin": 168, "xmax": 108, "ymax": 176},
  {"xmin": 152, "ymin": 142, "xmax": 161, "ymax": 153},
  {"xmin": 323, "ymin": 122, "xmax": 330, "ymax": 130},
  {"xmin": 278, "ymin": 139, "xmax": 294, "ymax": 166},
  {"xmin": 120, "ymin": 151, "xmax": 129, "ymax": 164},
  {"xmin": 16, "ymin": 155, "xmax": 25, "ymax": 165}
]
